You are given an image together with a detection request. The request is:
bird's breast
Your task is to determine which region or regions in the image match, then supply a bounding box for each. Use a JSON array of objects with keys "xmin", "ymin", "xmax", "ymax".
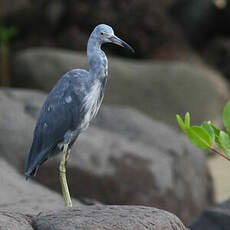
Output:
[{"xmin": 79, "ymin": 80, "xmax": 104, "ymax": 130}]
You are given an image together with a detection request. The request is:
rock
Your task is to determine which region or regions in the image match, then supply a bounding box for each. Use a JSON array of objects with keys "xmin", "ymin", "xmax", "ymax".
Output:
[
  {"xmin": 0, "ymin": 0, "xmax": 29, "ymax": 18},
  {"xmin": 57, "ymin": 0, "xmax": 192, "ymax": 60},
  {"xmin": 170, "ymin": 0, "xmax": 230, "ymax": 51},
  {"xmin": 0, "ymin": 88, "xmax": 214, "ymax": 223},
  {"xmin": 32, "ymin": 205, "xmax": 187, "ymax": 230},
  {"xmin": 0, "ymin": 206, "xmax": 187, "ymax": 230},
  {"xmin": 12, "ymin": 48, "xmax": 229, "ymax": 128},
  {"xmin": 190, "ymin": 198, "xmax": 230, "ymax": 230},
  {"xmin": 63, "ymin": 108, "xmax": 214, "ymax": 224},
  {"xmin": 4, "ymin": 0, "xmax": 191, "ymax": 59},
  {"xmin": 12, "ymin": 49, "xmax": 87, "ymax": 90},
  {"xmin": 0, "ymin": 88, "xmax": 45, "ymax": 171},
  {"xmin": 203, "ymin": 38, "xmax": 230, "ymax": 80},
  {"xmin": 0, "ymin": 157, "xmax": 80, "ymax": 214},
  {"xmin": 169, "ymin": 0, "xmax": 223, "ymax": 48},
  {"xmin": 0, "ymin": 211, "xmax": 32, "ymax": 230}
]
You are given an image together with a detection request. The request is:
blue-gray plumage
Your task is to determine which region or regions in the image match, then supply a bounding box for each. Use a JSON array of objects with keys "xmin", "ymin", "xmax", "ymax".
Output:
[{"xmin": 25, "ymin": 24, "xmax": 134, "ymax": 180}]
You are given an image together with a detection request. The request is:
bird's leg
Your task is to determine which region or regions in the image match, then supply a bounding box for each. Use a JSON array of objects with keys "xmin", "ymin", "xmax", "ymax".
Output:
[{"xmin": 59, "ymin": 143, "xmax": 72, "ymax": 207}]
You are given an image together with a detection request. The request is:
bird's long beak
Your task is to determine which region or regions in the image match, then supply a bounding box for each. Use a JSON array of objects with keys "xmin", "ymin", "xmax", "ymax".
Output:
[{"xmin": 110, "ymin": 35, "xmax": 135, "ymax": 53}]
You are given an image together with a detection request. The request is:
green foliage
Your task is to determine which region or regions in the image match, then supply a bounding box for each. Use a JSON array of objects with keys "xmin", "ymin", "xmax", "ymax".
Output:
[
  {"xmin": 208, "ymin": 123, "xmax": 223, "ymax": 149},
  {"xmin": 0, "ymin": 25, "xmax": 18, "ymax": 44},
  {"xmin": 176, "ymin": 101, "xmax": 230, "ymax": 161},
  {"xmin": 223, "ymin": 101, "xmax": 230, "ymax": 135},
  {"xmin": 186, "ymin": 126, "xmax": 212, "ymax": 149},
  {"xmin": 184, "ymin": 112, "xmax": 190, "ymax": 127},
  {"xmin": 201, "ymin": 122, "xmax": 215, "ymax": 142},
  {"xmin": 176, "ymin": 114, "xmax": 187, "ymax": 133},
  {"xmin": 176, "ymin": 113, "xmax": 212, "ymax": 149},
  {"xmin": 218, "ymin": 131, "xmax": 230, "ymax": 158}
]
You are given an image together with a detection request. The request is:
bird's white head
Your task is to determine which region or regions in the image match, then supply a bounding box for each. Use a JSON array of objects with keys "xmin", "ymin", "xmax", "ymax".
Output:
[{"xmin": 93, "ymin": 24, "xmax": 134, "ymax": 53}]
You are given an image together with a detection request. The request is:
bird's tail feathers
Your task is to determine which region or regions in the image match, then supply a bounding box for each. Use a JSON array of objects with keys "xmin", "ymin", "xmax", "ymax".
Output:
[{"xmin": 25, "ymin": 143, "xmax": 52, "ymax": 180}]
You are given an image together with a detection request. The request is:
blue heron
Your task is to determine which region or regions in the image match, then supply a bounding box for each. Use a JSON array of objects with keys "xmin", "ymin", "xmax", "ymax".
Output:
[{"xmin": 25, "ymin": 24, "xmax": 134, "ymax": 207}]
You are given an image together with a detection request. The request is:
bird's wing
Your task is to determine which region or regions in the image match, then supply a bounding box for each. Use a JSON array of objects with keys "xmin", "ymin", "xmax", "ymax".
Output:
[{"xmin": 25, "ymin": 70, "xmax": 87, "ymax": 177}]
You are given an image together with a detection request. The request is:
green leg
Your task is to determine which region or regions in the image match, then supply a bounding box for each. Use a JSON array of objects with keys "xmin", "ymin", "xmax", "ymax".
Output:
[{"xmin": 59, "ymin": 144, "xmax": 72, "ymax": 207}]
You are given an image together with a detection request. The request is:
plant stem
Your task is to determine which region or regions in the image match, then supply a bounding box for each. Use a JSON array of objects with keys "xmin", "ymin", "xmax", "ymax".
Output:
[
  {"xmin": 59, "ymin": 144, "xmax": 72, "ymax": 207},
  {"xmin": 210, "ymin": 145, "xmax": 230, "ymax": 161}
]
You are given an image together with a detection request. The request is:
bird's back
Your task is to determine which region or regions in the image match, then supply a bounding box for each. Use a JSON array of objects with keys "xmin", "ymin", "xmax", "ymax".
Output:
[{"xmin": 25, "ymin": 69, "xmax": 92, "ymax": 178}]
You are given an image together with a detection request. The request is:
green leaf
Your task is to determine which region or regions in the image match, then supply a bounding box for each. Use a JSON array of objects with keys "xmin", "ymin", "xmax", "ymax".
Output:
[
  {"xmin": 185, "ymin": 126, "xmax": 212, "ymax": 149},
  {"xmin": 176, "ymin": 114, "xmax": 186, "ymax": 133},
  {"xmin": 201, "ymin": 122, "xmax": 215, "ymax": 142},
  {"xmin": 209, "ymin": 123, "xmax": 220, "ymax": 136},
  {"xmin": 223, "ymin": 101, "xmax": 230, "ymax": 135},
  {"xmin": 209, "ymin": 123, "xmax": 222, "ymax": 149},
  {"xmin": 185, "ymin": 112, "xmax": 190, "ymax": 127},
  {"xmin": 218, "ymin": 131, "xmax": 230, "ymax": 158}
]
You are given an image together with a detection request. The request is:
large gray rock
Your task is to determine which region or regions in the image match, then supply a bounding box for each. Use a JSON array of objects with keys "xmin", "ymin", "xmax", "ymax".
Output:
[
  {"xmin": 12, "ymin": 48, "xmax": 229, "ymax": 128},
  {"xmin": 0, "ymin": 211, "xmax": 32, "ymax": 230},
  {"xmin": 0, "ymin": 88, "xmax": 214, "ymax": 223},
  {"xmin": 32, "ymin": 206, "xmax": 187, "ymax": 230},
  {"xmin": 0, "ymin": 88, "xmax": 45, "ymax": 171},
  {"xmin": 0, "ymin": 157, "xmax": 80, "ymax": 214},
  {"xmin": 0, "ymin": 206, "xmax": 187, "ymax": 230}
]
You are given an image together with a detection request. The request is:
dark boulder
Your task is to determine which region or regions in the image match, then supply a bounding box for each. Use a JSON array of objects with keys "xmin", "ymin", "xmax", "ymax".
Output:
[
  {"xmin": 203, "ymin": 37, "xmax": 230, "ymax": 80},
  {"xmin": 190, "ymin": 198, "xmax": 230, "ymax": 230},
  {"xmin": 0, "ymin": 0, "xmax": 29, "ymax": 18},
  {"xmin": 4, "ymin": 0, "xmax": 192, "ymax": 59},
  {"xmin": 170, "ymin": 0, "xmax": 230, "ymax": 49}
]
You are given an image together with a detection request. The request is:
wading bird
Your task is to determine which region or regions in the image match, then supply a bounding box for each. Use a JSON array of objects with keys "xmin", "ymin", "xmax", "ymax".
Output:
[{"xmin": 25, "ymin": 24, "xmax": 134, "ymax": 207}]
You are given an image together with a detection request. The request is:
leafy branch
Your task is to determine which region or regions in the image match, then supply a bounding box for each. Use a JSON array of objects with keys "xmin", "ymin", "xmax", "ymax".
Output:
[{"xmin": 176, "ymin": 101, "xmax": 230, "ymax": 161}]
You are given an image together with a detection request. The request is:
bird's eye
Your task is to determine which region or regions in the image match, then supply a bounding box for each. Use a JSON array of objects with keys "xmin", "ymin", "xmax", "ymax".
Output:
[{"xmin": 101, "ymin": 32, "xmax": 104, "ymax": 36}]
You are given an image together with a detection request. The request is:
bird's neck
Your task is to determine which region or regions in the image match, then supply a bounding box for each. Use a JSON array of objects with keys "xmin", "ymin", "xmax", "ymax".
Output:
[{"xmin": 87, "ymin": 35, "xmax": 108, "ymax": 81}]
